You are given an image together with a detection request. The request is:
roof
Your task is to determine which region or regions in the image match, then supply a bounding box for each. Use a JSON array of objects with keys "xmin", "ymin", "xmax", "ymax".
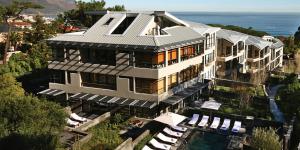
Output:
[
  {"xmin": 271, "ymin": 38, "xmax": 284, "ymax": 49},
  {"xmin": 217, "ymin": 29, "xmax": 248, "ymax": 45},
  {"xmin": 246, "ymin": 35, "xmax": 273, "ymax": 50},
  {"xmin": 47, "ymin": 11, "xmax": 220, "ymax": 52}
]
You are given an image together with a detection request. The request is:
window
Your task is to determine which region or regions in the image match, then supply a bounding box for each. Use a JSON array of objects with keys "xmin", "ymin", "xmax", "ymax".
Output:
[
  {"xmin": 81, "ymin": 72, "xmax": 116, "ymax": 90},
  {"xmin": 168, "ymin": 73, "xmax": 178, "ymax": 89},
  {"xmin": 80, "ymin": 49, "xmax": 116, "ymax": 65},
  {"xmin": 135, "ymin": 78, "xmax": 165, "ymax": 94},
  {"xmin": 52, "ymin": 47, "xmax": 64, "ymax": 61},
  {"xmin": 50, "ymin": 70, "xmax": 65, "ymax": 84},
  {"xmin": 111, "ymin": 16, "xmax": 136, "ymax": 34},
  {"xmin": 104, "ymin": 18, "xmax": 114, "ymax": 25}
]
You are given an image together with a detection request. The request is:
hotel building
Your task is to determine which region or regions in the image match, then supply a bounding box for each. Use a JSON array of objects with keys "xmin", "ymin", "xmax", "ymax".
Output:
[{"xmin": 39, "ymin": 11, "xmax": 283, "ymax": 117}]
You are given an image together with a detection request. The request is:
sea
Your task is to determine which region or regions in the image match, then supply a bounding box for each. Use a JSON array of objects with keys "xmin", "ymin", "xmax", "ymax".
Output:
[{"xmin": 171, "ymin": 12, "xmax": 300, "ymax": 36}]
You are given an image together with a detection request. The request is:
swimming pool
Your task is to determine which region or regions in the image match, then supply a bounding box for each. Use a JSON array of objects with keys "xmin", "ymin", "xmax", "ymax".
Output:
[{"xmin": 186, "ymin": 131, "xmax": 228, "ymax": 150}]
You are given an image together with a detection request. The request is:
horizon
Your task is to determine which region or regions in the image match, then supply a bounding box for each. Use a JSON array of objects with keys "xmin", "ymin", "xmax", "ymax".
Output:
[{"xmin": 102, "ymin": 0, "xmax": 300, "ymax": 13}]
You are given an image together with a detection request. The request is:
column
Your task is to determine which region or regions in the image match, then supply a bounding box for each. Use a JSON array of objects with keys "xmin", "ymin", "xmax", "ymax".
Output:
[
  {"xmin": 133, "ymin": 77, "xmax": 136, "ymax": 93},
  {"xmin": 177, "ymin": 47, "xmax": 181, "ymax": 63},
  {"xmin": 164, "ymin": 76, "xmax": 168, "ymax": 93},
  {"xmin": 165, "ymin": 50, "xmax": 168, "ymax": 67}
]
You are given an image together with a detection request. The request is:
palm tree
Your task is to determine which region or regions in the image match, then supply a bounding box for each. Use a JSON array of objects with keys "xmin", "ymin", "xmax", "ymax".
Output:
[
  {"xmin": 9, "ymin": 31, "xmax": 22, "ymax": 51},
  {"xmin": 0, "ymin": 0, "xmax": 43, "ymax": 64}
]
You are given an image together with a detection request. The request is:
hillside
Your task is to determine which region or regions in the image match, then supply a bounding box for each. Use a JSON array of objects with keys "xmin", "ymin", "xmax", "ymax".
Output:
[
  {"xmin": 208, "ymin": 24, "xmax": 269, "ymax": 37},
  {"xmin": 0, "ymin": 0, "xmax": 76, "ymax": 15}
]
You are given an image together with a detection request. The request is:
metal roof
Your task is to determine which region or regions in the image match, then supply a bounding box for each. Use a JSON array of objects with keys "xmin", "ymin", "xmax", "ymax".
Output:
[
  {"xmin": 217, "ymin": 29, "xmax": 248, "ymax": 45},
  {"xmin": 68, "ymin": 92, "xmax": 157, "ymax": 109},
  {"xmin": 47, "ymin": 11, "xmax": 220, "ymax": 52}
]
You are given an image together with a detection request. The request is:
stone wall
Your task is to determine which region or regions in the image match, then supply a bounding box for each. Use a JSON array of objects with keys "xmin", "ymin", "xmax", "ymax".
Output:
[{"xmin": 114, "ymin": 130, "xmax": 150, "ymax": 150}]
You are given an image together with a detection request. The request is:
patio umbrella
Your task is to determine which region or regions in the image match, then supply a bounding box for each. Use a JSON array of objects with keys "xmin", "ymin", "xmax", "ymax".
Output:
[
  {"xmin": 201, "ymin": 100, "xmax": 221, "ymax": 110},
  {"xmin": 153, "ymin": 112, "xmax": 187, "ymax": 126}
]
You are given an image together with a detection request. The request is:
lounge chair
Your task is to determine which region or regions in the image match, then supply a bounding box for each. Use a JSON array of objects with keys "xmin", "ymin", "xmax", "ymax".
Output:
[
  {"xmin": 156, "ymin": 133, "xmax": 177, "ymax": 144},
  {"xmin": 188, "ymin": 114, "xmax": 199, "ymax": 125},
  {"xmin": 198, "ymin": 115, "xmax": 209, "ymax": 127},
  {"xmin": 149, "ymin": 138, "xmax": 171, "ymax": 150},
  {"xmin": 163, "ymin": 127, "xmax": 183, "ymax": 137},
  {"xmin": 210, "ymin": 117, "xmax": 221, "ymax": 129},
  {"xmin": 171, "ymin": 126, "xmax": 188, "ymax": 132},
  {"xmin": 66, "ymin": 118, "xmax": 79, "ymax": 127},
  {"xmin": 220, "ymin": 119, "xmax": 231, "ymax": 131},
  {"xmin": 232, "ymin": 121, "xmax": 242, "ymax": 133},
  {"xmin": 142, "ymin": 145, "xmax": 153, "ymax": 150},
  {"xmin": 70, "ymin": 113, "xmax": 87, "ymax": 122}
]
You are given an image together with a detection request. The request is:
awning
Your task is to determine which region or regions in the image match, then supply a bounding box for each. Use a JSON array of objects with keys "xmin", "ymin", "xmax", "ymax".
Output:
[
  {"xmin": 69, "ymin": 93, "xmax": 157, "ymax": 109},
  {"xmin": 154, "ymin": 112, "xmax": 187, "ymax": 126},
  {"xmin": 161, "ymin": 82, "xmax": 208, "ymax": 105},
  {"xmin": 38, "ymin": 89, "xmax": 65, "ymax": 96},
  {"xmin": 201, "ymin": 100, "xmax": 222, "ymax": 110}
]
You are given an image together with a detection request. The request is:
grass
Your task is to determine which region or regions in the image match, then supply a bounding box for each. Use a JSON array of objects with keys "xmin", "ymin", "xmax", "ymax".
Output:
[{"xmin": 80, "ymin": 114, "xmax": 129, "ymax": 150}]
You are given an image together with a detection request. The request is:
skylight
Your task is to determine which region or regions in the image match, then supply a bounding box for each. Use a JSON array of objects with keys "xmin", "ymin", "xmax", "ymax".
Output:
[
  {"xmin": 111, "ymin": 15, "xmax": 137, "ymax": 34},
  {"xmin": 104, "ymin": 18, "xmax": 114, "ymax": 25}
]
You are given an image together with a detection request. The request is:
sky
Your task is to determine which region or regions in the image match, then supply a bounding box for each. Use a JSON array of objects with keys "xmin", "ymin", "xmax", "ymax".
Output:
[{"xmin": 99, "ymin": 0, "xmax": 300, "ymax": 12}]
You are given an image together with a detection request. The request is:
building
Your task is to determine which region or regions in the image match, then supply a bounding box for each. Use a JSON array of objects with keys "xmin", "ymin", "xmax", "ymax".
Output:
[
  {"xmin": 216, "ymin": 30, "xmax": 283, "ymax": 83},
  {"xmin": 40, "ymin": 11, "xmax": 283, "ymax": 117}
]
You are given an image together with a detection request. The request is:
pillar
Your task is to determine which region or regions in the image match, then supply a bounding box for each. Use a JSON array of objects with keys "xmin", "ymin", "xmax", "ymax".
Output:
[
  {"xmin": 165, "ymin": 50, "xmax": 168, "ymax": 67},
  {"xmin": 177, "ymin": 47, "xmax": 181, "ymax": 63}
]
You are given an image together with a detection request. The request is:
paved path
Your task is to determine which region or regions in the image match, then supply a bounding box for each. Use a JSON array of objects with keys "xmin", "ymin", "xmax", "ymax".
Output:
[{"xmin": 266, "ymin": 85, "xmax": 285, "ymax": 123}]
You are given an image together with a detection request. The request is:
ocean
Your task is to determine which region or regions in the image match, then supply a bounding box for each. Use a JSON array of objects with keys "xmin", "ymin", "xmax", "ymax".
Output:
[{"xmin": 171, "ymin": 12, "xmax": 300, "ymax": 36}]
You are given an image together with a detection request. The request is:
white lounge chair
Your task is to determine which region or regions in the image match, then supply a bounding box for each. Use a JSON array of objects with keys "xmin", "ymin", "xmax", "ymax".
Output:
[
  {"xmin": 220, "ymin": 119, "xmax": 231, "ymax": 131},
  {"xmin": 210, "ymin": 117, "xmax": 221, "ymax": 129},
  {"xmin": 232, "ymin": 121, "xmax": 242, "ymax": 133},
  {"xmin": 156, "ymin": 133, "xmax": 177, "ymax": 144},
  {"xmin": 70, "ymin": 113, "xmax": 87, "ymax": 122},
  {"xmin": 163, "ymin": 127, "xmax": 183, "ymax": 137},
  {"xmin": 149, "ymin": 138, "xmax": 171, "ymax": 150},
  {"xmin": 171, "ymin": 126, "xmax": 188, "ymax": 132},
  {"xmin": 66, "ymin": 118, "xmax": 79, "ymax": 127},
  {"xmin": 198, "ymin": 115, "xmax": 209, "ymax": 127},
  {"xmin": 188, "ymin": 114, "xmax": 199, "ymax": 125},
  {"xmin": 142, "ymin": 145, "xmax": 153, "ymax": 150}
]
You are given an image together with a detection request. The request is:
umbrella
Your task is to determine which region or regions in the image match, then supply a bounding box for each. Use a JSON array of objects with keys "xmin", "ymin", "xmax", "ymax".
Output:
[
  {"xmin": 154, "ymin": 112, "xmax": 187, "ymax": 126},
  {"xmin": 201, "ymin": 100, "xmax": 222, "ymax": 110}
]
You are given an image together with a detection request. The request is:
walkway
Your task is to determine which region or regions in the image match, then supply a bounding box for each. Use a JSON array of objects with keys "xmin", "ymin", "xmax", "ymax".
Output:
[{"xmin": 266, "ymin": 85, "xmax": 285, "ymax": 123}]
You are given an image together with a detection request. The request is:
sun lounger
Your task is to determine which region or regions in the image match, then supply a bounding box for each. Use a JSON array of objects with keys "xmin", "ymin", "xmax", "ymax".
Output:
[
  {"xmin": 156, "ymin": 133, "xmax": 178, "ymax": 144},
  {"xmin": 198, "ymin": 115, "xmax": 209, "ymax": 127},
  {"xmin": 232, "ymin": 121, "xmax": 242, "ymax": 133},
  {"xmin": 66, "ymin": 118, "xmax": 79, "ymax": 127},
  {"xmin": 142, "ymin": 145, "xmax": 153, "ymax": 150},
  {"xmin": 163, "ymin": 127, "xmax": 183, "ymax": 137},
  {"xmin": 70, "ymin": 113, "xmax": 87, "ymax": 122},
  {"xmin": 149, "ymin": 138, "xmax": 171, "ymax": 150},
  {"xmin": 171, "ymin": 126, "xmax": 188, "ymax": 132},
  {"xmin": 188, "ymin": 114, "xmax": 199, "ymax": 125},
  {"xmin": 210, "ymin": 117, "xmax": 221, "ymax": 129},
  {"xmin": 220, "ymin": 119, "xmax": 231, "ymax": 131}
]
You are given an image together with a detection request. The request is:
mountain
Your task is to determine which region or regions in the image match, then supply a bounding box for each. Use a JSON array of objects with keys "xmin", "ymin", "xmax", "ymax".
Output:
[{"xmin": 0, "ymin": 0, "xmax": 76, "ymax": 16}]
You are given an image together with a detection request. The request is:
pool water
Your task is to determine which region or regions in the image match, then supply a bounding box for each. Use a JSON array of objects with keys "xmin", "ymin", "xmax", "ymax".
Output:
[{"xmin": 186, "ymin": 131, "xmax": 228, "ymax": 150}]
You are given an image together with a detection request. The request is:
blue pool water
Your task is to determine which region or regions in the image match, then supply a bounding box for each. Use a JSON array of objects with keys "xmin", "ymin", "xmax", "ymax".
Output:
[
  {"xmin": 171, "ymin": 12, "xmax": 300, "ymax": 36},
  {"xmin": 186, "ymin": 131, "xmax": 228, "ymax": 150}
]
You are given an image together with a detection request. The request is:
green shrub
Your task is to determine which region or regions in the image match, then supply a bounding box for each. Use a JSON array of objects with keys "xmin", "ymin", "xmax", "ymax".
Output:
[{"xmin": 134, "ymin": 134, "xmax": 153, "ymax": 150}]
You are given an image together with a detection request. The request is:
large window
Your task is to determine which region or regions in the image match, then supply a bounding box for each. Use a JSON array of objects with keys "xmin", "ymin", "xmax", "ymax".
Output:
[
  {"xmin": 52, "ymin": 47, "xmax": 64, "ymax": 61},
  {"xmin": 135, "ymin": 52, "xmax": 165, "ymax": 68},
  {"xmin": 135, "ymin": 78, "xmax": 165, "ymax": 94},
  {"xmin": 168, "ymin": 73, "xmax": 178, "ymax": 89},
  {"xmin": 81, "ymin": 72, "xmax": 116, "ymax": 90},
  {"xmin": 50, "ymin": 70, "xmax": 65, "ymax": 84},
  {"xmin": 80, "ymin": 49, "xmax": 116, "ymax": 65}
]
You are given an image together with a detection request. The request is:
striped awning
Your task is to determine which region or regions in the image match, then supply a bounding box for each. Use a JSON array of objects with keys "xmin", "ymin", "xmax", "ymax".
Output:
[
  {"xmin": 38, "ymin": 89, "xmax": 65, "ymax": 96},
  {"xmin": 69, "ymin": 93, "xmax": 157, "ymax": 109}
]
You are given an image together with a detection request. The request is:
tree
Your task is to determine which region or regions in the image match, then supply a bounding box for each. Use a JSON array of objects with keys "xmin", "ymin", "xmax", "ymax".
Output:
[
  {"xmin": 9, "ymin": 31, "xmax": 22, "ymax": 51},
  {"xmin": 251, "ymin": 127, "xmax": 282, "ymax": 150},
  {"xmin": 232, "ymin": 85, "xmax": 255, "ymax": 114},
  {"xmin": 0, "ymin": 0, "xmax": 43, "ymax": 64},
  {"xmin": 60, "ymin": 0, "xmax": 125, "ymax": 28},
  {"xmin": 295, "ymin": 26, "xmax": 300, "ymax": 45},
  {"xmin": 0, "ymin": 73, "xmax": 24, "ymax": 97}
]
